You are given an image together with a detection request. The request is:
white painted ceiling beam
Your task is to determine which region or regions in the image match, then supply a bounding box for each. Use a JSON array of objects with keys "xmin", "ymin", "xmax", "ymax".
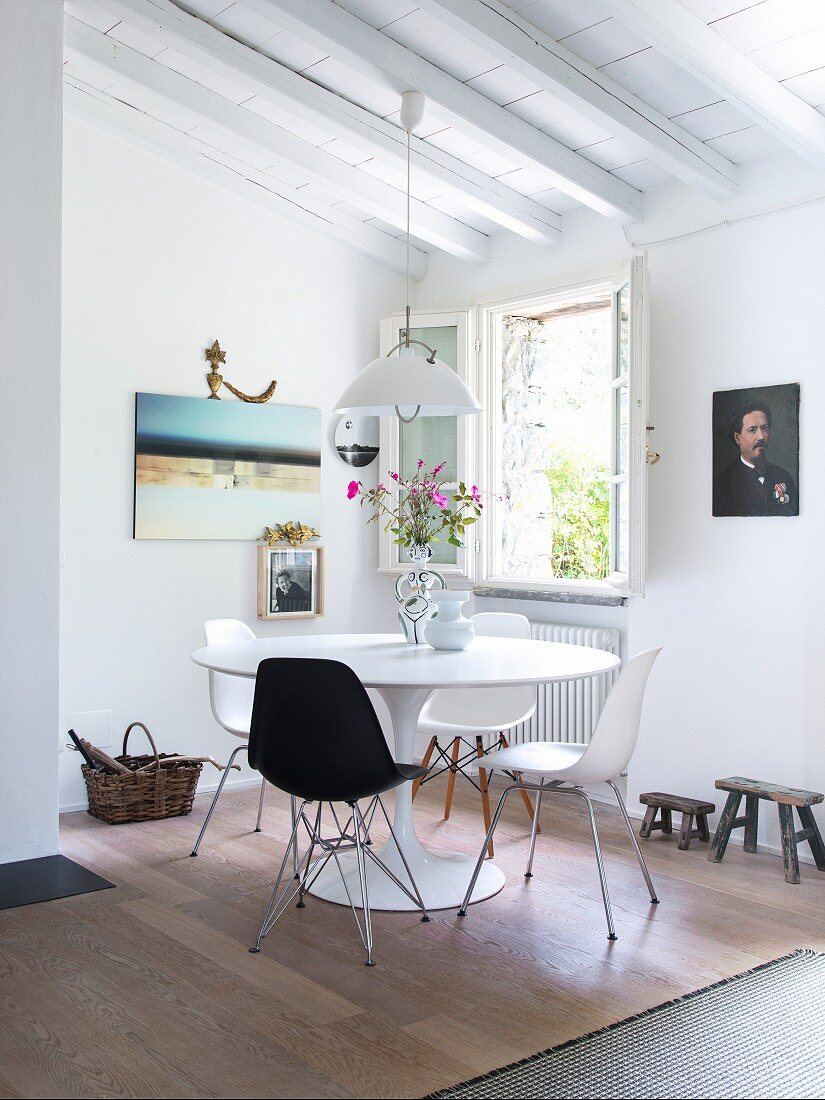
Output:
[
  {"xmin": 64, "ymin": 18, "xmax": 490, "ymax": 262},
  {"xmin": 599, "ymin": 0, "xmax": 825, "ymax": 168},
  {"xmin": 75, "ymin": 0, "xmax": 561, "ymax": 244},
  {"xmin": 64, "ymin": 78, "xmax": 426, "ymax": 277},
  {"xmin": 417, "ymin": 0, "xmax": 737, "ymax": 199},
  {"xmin": 251, "ymin": 0, "xmax": 643, "ymax": 220}
]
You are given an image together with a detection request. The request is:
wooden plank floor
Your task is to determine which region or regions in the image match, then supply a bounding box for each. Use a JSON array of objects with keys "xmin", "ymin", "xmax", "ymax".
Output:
[{"xmin": 2, "ymin": 780, "xmax": 824, "ymax": 1099}]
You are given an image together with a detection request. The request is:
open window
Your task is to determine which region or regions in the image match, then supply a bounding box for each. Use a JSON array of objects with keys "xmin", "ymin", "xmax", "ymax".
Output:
[{"xmin": 476, "ymin": 258, "xmax": 649, "ymax": 599}]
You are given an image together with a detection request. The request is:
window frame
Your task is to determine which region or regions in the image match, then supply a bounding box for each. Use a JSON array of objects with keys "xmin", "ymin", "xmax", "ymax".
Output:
[
  {"xmin": 474, "ymin": 259, "xmax": 649, "ymax": 600},
  {"xmin": 376, "ymin": 308, "xmax": 477, "ymax": 580}
]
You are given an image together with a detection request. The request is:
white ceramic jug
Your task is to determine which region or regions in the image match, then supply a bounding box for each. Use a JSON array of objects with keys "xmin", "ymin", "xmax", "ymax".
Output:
[{"xmin": 425, "ymin": 591, "xmax": 475, "ymax": 650}]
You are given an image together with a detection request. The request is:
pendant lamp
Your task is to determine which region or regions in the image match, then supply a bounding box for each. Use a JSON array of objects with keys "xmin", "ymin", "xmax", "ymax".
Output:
[{"xmin": 334, "ymin": 92, "xmax": 481, "ymax": 423}]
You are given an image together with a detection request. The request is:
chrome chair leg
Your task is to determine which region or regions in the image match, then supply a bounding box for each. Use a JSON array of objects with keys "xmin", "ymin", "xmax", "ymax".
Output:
[
  {"xmin": 525, "ymin": 786, "xmax": 544, "ymax": 878},
  {"xmin": 571, "ymin": 787, "xmax": 617, "ymax": 941},
  {"xmin": 458, "ymin": 785, "xmax": 519, "ymax": 915},
  {"xmin": 458, "ymin": 780, "xmax": 616, "ymax": 940},
  {"xmin": 296, "ymin": 803, "xmax": 323, "ymax": 907},
  {"xmin": 190, "ymin": 742, "xmax": 246, "ymax": 856},
  {"xmin": 352, "ymin": 802, "xmax": 375, "ymax": 966},
  {"xmin": 250, "ymin": 799, "xmax": 308, "ymax": 952},
  {"xmin": 291, "ymin": 794, "xmax": 299, "ymax": 878},
  {"xmin": 251, "ymin": 796, "xmax": 428, "ymax": 966},
  {"xmin": 372, "ymin": 796, "xmax": 429, "ymax": 921},
  {"xmin": 254, "ymin": 777, "xmax": 267, "ymax": 832},
  {"xmin": 607, "ymin": 778, "xmax": 659, "ymax": 904}
]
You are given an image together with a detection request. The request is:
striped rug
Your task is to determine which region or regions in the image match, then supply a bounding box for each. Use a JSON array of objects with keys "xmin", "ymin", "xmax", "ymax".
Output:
[{"xmin": 427, "ymin": 950, "xmax": 825, "ymax": 1099}]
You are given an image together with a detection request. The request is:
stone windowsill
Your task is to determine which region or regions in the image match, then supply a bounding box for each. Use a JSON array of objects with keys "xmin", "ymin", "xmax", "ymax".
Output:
[{"xmin": 473, "ymin": 586, "xmax": 627, "ymax": 608}]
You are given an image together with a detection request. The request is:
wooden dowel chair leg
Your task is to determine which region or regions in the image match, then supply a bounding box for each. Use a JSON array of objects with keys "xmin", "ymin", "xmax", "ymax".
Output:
[
  {"xmin": 413, "ymin": 736, "xmax": 437, "ymax": 801},
  {"xmin": 476, "ymin": 736, "xmax": 494, "ymax": 858},
  {"xmin": 443, "ymin": 738, "xmax": 461, "ymax": 820},
  {"xmin": 516, "ymin": 781, "xmax": 539, "ymax": 833},
  {"xmin": 498, "ymin": 733, "xmax": 540, "ymax": 832}
]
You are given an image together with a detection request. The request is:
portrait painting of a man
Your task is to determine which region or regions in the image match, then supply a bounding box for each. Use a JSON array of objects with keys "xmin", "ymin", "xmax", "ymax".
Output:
[{"xmin": 712, "ymin": 383, "xmax": 799, "ymax": 517}]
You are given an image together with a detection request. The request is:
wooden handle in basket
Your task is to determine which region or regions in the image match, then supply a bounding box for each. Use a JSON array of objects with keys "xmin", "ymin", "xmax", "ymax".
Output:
[
  {"xmin": 122, "ymin": 722, "xmax": 161, "ymax": 769},
  {"xmin": 82, "ymin": 739, "xmax": 132, "ymax": 775},
  {"xmin": 132, "ymin": 755, "xmax": 242, "ymax": 773}
]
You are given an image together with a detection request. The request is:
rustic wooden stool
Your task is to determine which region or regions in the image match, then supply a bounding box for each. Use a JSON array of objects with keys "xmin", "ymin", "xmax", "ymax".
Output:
[
  {"xmin": 639, "ymin": 792, "xmax": 716, "ymax": 850},
  {"xmin": 709, "ymin": 777, "xmax": 825, "ymax": 884}
]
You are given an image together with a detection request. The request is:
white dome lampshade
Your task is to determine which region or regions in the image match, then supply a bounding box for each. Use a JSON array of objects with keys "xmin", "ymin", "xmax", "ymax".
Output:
[
  {"xmin": 334, "ymin": 347, "xmax": 481, "ymax": 419},
  {"xmin": 336, "ymin": 90, "xmax": 482, "ymax": 422}
]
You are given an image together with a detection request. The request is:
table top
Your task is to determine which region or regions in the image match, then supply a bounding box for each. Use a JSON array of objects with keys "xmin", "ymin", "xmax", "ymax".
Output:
[{"xmin": 192, "ymin": 632, "xmax": 620, "ymax": 689}]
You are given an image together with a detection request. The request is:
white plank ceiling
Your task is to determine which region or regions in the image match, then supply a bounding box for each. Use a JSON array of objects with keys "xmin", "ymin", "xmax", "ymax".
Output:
[{"xmin": 63, "ymin": 0, "xmax": 825, "ymax": 275}]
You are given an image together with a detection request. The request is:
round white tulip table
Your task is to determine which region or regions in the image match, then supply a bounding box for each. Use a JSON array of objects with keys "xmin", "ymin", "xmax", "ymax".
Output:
[{"xmin": 192, "ymin": 633, "xmax": 620, "ymax": 911}]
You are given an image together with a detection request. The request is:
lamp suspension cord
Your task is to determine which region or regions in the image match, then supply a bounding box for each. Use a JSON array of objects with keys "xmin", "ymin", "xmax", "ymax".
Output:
[
  {"xmin": 405, "ymin": 121, "xmax": 410, "ymax": 347},
  {"xmin": 395, "ymin": 120, "xmax": 420, "ymax": 423}
]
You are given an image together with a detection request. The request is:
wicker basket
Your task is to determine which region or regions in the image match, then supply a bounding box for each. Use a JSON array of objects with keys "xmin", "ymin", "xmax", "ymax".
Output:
[{"xmin": 83, "ymin": 722, "xmax": 203, "ymax": 825}]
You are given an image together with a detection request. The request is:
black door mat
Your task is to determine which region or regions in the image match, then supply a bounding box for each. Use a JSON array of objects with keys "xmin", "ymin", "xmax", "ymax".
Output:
[{"xmin": 0, "ymin": 854, "xmax": 115, "ymax": 910}]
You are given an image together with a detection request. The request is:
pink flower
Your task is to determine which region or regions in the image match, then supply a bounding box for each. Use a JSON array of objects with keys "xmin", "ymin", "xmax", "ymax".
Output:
[
  {"xmin": 470, "ymin": 485, "xmax": 482, "ymax": 504},
  {"xmin": 346, "ymin": 480, "xmax": 359, "ymax": 499},
  {"xmin": 417, "ymin": 458, "xmax": 424, "ymax": 468},
  {"xmin": 411, "ymin": 486, "xmax": 418, "ymax": 495},
  {"xmin": 431, "ymin": 492, "xmax": 448, "ymax": 508},
  {"xmin": 377, "ymin": 482, "xmax": 386, "ymax": 492},
  {"xmin": 432, "ymin": 462, "xmax": 445, "ymax": 475},
  {"xmin": 390, "ymin": 471, "xmax": 400, "ymax": 482}
]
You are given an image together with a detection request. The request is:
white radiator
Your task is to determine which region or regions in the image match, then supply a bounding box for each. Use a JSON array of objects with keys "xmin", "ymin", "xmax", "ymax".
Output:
[{"xmin": 507, "ymin": 623, "xmax": 620, "ymax": 746}]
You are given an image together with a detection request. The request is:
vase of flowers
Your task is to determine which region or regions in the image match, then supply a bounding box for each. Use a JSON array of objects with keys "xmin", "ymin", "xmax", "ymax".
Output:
[{"xmin": 347, "ymin": 460, "xmax": 486, "ymax": 644}]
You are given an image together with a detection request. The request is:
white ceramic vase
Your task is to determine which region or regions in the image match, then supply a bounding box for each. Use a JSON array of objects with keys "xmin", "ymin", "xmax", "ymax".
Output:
[
  {"xmin": 394, "ymin": 545, "xmax": 445, "ymax": 644},
  {"xmin": 425, "ymin": 590, "xmax": 475, "ymax": 651}
]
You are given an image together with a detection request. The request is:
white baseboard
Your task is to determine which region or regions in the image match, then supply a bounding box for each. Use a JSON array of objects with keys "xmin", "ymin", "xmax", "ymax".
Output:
[{"xmin": 59, "ymin": 771, "xmax": 817, "ymax": 870}]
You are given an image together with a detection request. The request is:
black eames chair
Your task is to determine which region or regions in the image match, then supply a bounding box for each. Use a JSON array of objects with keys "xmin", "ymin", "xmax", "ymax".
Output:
[{"xmin": 247, "ymin": 658, "xmax": 430, "ymax": 966}]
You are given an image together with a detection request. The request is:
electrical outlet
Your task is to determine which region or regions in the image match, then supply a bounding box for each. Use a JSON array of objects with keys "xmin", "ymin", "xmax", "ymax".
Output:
[{"xmin": 67, "ymin": 709, "xmax": 113, "ymax": 751}]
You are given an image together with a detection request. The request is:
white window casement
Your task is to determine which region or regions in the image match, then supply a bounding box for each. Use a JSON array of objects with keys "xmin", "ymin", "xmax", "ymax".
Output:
[
  {"xmin": 376, "ymin": 309, "xmax": 477, "ymax": 580},
  {"xmin": 377, "ymin": 259, "xmax": 649, "ymax": 601}
]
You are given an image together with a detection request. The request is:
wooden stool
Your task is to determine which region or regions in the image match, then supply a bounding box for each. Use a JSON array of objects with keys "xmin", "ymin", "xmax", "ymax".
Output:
[
  {"xmin": 709, "ymin": 777, "xmax": 825, "ymax": 884},
  {"xmin": 639, "ymin": 792, "xmax": 715, "ymax": 850}
]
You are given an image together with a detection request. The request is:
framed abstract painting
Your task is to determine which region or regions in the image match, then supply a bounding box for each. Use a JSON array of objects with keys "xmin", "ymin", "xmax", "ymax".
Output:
[{"xmin": 133, "ymin": 393, "xmax": 321, "ymax": 539}]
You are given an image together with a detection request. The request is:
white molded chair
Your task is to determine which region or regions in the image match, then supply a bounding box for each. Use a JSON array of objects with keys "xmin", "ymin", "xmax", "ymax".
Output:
[
  {"xmin": 191, "ymin": 619, "xmax": 268, "ymax": 857},
  {"xmin": 459, "ymin": 647, "xmax": 663, "ymax": 940},
  {"xmin": 414, "ymin": 612, "xmax": 540, "ymax": 854}
]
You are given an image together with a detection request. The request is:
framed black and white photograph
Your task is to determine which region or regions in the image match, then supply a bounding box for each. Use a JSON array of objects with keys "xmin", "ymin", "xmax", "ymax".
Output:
[
  {"xmin": 334, "ymin": 414, "xmax": 379, "ymax": 467},
  {"xmin": 712, "ymin": 383, "xmax": 800, "ymax": 517},
  {"xmin": 257, "ymin": 545, "xmax": 323, "ymax": 619}
]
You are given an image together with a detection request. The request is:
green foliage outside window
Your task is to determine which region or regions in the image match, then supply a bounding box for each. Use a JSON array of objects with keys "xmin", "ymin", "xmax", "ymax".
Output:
[{"xmin": 545, "ymin": 446, "xmax": 610, "ymax": 580}]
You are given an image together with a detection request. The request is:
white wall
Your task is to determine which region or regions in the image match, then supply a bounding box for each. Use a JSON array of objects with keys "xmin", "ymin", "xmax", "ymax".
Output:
[
  {"xmin": 417, "ymin": 154, "xmax": 825, "ymax": 856},
  {"xmin": 59, "ymin": 117, "xmax": 403, "ymax": 811},
  {"xmin": 0, "ymin": 0, "xmax": 63, "ymax": 864}
]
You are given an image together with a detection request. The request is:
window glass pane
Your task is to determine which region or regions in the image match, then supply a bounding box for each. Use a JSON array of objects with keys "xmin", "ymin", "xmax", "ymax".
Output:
[
  {"xmin": 497, "ymin": 298, "xmax": 611, "ymax": 581},
  {"xmin": 616, "ymin": 385, "xmax": 629, "ymax": 476},
  {"xmin": 617, "ymin": 283, "xmax": 629, "ymax": 377},
  {"xmin": 399, "ymin": 326, "xmax": 458, "ymax": 483},
  {"xmin": 615, "ymin": 479, "xmax": 628, "ymax": 575},
  {"xmin": 399, "ymin": 325, "xmax": 458, "ymax": 566}
]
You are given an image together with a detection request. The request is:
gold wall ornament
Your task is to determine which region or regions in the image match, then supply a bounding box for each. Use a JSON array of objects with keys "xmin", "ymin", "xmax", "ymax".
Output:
[
  {"xmin": 204, "ymin": 339, "xmax": 278, "ymax": 403},
  {"xmin": 259, "ymin": 521, "xmax": 321, "ymax": 547}
]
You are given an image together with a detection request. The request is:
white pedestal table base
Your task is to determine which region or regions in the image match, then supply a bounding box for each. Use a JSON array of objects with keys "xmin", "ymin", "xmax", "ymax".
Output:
[{"xmin": 308, "ymin": 684, "xmax": 505, "ymax": 911}]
